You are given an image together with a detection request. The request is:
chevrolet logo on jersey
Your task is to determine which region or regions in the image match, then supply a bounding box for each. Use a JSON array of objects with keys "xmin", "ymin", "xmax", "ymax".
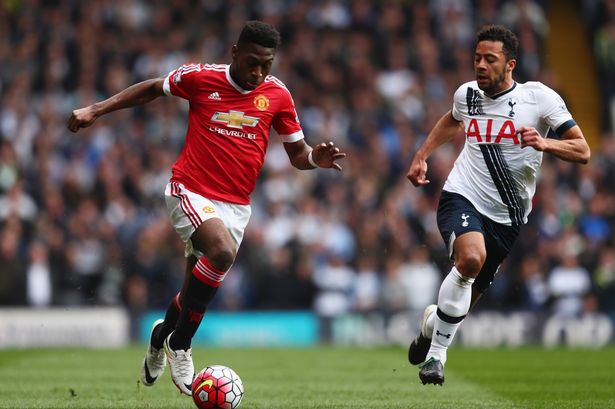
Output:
[{"xmin": 211, "ymin": 111, "xmax": 259, "ymax": 129}]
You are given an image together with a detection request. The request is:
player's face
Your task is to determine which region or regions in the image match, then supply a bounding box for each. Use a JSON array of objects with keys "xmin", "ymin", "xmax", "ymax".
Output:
[
  {"xmin": 230, "ymin": 43, "xmax": 275, "ymax": 90},
  {"xmin": 474, "ymin": 41, "xmax": 515, "ymax": 96}
]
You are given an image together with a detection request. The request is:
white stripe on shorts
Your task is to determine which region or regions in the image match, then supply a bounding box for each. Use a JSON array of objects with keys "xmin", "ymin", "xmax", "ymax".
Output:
[{"xmin": 170, "ymin": 181, "xmax": 202, "ymax": 228}]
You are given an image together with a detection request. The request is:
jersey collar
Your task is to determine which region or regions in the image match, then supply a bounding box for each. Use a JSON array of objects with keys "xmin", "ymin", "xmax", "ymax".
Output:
[
  {"xmin": 487, "ymin": 81, "xmax": 517, "ymax": 99},
  {"xmin": 225, "ymin": 65, "xmax": 253, "ymax": 95}
]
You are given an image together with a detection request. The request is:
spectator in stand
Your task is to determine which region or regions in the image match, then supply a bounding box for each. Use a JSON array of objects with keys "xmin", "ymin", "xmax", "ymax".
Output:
[
  {"xmin": 593, "ymin": 246, "xmax": 615, "ymax": 312},
  {"xmin": 313, "ymin": 251, "xmax": 356, "ymax": 341},
  {"xmin": 0, "ymin": 224, "xmax": 25, "ymax": 305},
  {"xmin": 547, "ymin": 241, "xmax": 593, "ymax": 317},
  {"xmin": 516, "ymin": 256, "xmax": 549, "ymax": 312},
  {"xmin": 26, "ymin": 241, "xmax": 52, "ymax": 307},
  {"xmin": 398, "ymin": 247, "xmax": 441, "ymax": 312}
]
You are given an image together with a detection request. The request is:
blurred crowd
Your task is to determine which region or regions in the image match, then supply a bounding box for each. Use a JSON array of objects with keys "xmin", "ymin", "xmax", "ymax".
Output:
[
  {"xmin": 1, "ymin": 0, "xmax": 614, "ymax": 322},
  {"xmin": 585, "ymin": 0, "xmax": 615, "ymax": 133}
]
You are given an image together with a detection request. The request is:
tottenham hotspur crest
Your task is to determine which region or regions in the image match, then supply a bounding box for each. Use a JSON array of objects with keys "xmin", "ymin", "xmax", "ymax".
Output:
[{"xmin": 508, "ymin": 99, "xmax": 516, "ymax": 118}]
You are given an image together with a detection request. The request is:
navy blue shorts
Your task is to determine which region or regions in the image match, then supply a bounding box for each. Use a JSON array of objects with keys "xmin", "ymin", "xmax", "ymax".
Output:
[{"xmin": 437, "ymin": 191, "xmax": 520, "ymax": 292}]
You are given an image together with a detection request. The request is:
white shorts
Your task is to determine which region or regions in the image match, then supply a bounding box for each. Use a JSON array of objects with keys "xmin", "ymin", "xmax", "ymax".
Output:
[{"xmin": 165, "ymin": 182, "xmax": 251, "ymax": 258}]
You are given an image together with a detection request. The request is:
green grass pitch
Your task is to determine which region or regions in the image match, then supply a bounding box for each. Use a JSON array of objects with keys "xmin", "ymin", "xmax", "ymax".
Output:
[{"xmin": 0, "ymin": 346, "xmax": 613, "ymax": 408}]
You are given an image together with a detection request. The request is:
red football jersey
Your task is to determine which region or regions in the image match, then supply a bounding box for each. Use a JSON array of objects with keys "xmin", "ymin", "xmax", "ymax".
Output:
[{"xmin": 163, "ymin": 63, "xmax": 304, "ymax": 204}]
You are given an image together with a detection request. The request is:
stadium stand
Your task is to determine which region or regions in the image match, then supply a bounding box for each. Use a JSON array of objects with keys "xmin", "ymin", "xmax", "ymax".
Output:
[{"xmin": 0, "ymin": 1, "xmax": 613, "ymax": 335}]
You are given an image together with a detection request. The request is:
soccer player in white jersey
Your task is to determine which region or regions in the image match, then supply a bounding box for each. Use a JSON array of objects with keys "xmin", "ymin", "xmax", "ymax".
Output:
[
  {"xmin": 68, "ymin": 21, "xmax": 346, "ymax": 396},
  {"xmin": 406, "ymin": 25, "xmax": 590, "ymax": 385}
]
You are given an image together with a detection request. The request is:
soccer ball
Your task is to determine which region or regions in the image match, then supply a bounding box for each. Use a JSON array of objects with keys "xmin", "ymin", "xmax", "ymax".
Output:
[{"xmin": 192, "ymin": 365, "xmax": 244, "ymax": 409}]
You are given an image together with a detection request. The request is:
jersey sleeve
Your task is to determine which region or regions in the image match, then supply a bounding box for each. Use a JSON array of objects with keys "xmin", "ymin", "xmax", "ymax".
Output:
[
  {"xmin": 451, "ymin": 84, "xmax": 465, "ymax": 121},
  {"xmin": 537, "ymin": 84, "xmax": 576, "ymax": 137},
  {"xmin": 163, "ymin": 63, "xmax": 204, "ymax": 100},
  {"xmin": 272, "ymin": 89, "xmax": 304, "ymax": 143}
]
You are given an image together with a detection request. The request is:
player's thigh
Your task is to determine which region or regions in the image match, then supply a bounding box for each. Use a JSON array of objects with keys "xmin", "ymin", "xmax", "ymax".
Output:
[
  {"xmin": 437, "ymin": 191, "xmax": 487, "ymax": 263},
  {"xmin": 164, "ymin": 182, "xmax": 249, "ymax": 259},
  {"xmin": 473, "ymin": 218, "xmax": 520, "ymax": 292},
  {"xmin": 452, "ymin": 231, "xmax": 486, "ymax": 271},
  {"xmin": 191, "ymin": 217, "xmax": 236, "ymax": 258}
]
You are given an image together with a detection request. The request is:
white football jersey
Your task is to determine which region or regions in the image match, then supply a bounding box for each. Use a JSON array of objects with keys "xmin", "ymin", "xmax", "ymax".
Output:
[{"xmin": 443, "ymin": 81, "xmax": 576, "ymax": 226}]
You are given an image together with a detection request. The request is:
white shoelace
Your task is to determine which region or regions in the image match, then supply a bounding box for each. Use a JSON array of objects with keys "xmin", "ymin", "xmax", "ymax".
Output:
[{"xmin": 171, "ymin": 349, "xmax": 193, "ymax": 378}]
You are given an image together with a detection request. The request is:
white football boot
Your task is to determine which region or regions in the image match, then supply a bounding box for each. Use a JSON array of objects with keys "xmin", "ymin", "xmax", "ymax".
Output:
[
  {"xmin": 408, "ymin": 304, "xmax": 437, "ymax": 365},
  {"xmin": 140, "ymin": 319, "xmax": 166, "ymax": 386},
  {"xmin": 163, "ymin": 332, "xmax": 195, "ymax": 396}
]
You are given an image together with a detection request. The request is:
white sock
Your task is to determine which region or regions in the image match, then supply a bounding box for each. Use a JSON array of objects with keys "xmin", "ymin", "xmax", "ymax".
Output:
[{"xmin": 427, "ymin": 267, "xmax": 474, "ymax": 365}]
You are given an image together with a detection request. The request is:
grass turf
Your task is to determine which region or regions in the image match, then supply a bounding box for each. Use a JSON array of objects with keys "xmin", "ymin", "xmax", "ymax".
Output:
[{"xmin": 0, "ymin": 346, "xmax": 613, "ymax": 408}]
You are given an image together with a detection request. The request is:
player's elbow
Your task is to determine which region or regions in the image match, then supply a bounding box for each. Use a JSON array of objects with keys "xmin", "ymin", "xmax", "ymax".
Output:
[{"xmin": 579, "ymin": 145, "xmax": 591, "ymax": 164}]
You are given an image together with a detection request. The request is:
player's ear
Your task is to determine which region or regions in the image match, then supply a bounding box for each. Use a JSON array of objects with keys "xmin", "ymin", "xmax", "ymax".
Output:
[
  {"xmin": 507, "ymin": 58, "xmax": 516, "ymax": 73},
  {"xmin": 231, "ymin": 45, "xmax": 238, "ymax": 60}
]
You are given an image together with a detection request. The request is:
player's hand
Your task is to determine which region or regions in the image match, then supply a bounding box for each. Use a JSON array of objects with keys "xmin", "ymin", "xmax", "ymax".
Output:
[
  {"xmin": 518, "ymin": 126, "xmax": 547, "ymax": 151},
  {"xmin": 312, "ymin": 141, "xmax": 346, "ymax": 171},
  {"xmin": 407, "ymin": 155, "xmax": 430, "ymax": 186},
  {"xmin": 67, "ymin": 106, "xmax": 98, "ymax": 133}
]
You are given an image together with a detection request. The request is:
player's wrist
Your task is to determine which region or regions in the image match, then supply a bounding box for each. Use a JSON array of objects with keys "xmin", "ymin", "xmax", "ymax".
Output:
[
  {"xmin": 307, "ymin": 150, "xmax": 319, "ymax": 168},
  {"xmin": 90, "ymin": 103, "xmax": 105, "ymax": 118}
]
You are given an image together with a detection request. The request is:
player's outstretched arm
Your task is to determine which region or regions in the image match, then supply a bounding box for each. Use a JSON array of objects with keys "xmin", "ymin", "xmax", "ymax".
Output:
[
  {"xmin": 407, "ymin": 111, "xmax": 463, "ymax": 186},
  {"xmin": 518, "ymin": 125, "xmax": 591, "ymax": 164},
  {"xmin": 67, "ymin": 78, "xmax": 166, "ymax": 133},
  {"xmin": 283, "ymin": 139, "xmax": 346, "ymax": 171}
]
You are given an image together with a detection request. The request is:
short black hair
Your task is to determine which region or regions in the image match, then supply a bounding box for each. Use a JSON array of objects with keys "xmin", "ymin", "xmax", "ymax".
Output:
[
  {"xmin": 237, "ymin": 21, "xmax": 281, "ymax": 49},
  {"xmin": 476, "ymin": 25, "xmax": 519, "ymax": 60}
]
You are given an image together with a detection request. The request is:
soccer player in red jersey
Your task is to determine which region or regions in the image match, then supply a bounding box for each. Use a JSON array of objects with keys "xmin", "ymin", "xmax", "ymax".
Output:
[{"xmin": 67, "ymin": 21, "xmax": 346, "ymax": 395}]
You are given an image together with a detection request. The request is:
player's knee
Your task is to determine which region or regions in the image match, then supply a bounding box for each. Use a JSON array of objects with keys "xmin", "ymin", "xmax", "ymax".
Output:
[
  {"xmin": 455, "ymin": 253, "xmax": 485, "ymax": 277},
  {"xmin": 207, "ymin": 247, "xmax": 235, "ymax": 272}
]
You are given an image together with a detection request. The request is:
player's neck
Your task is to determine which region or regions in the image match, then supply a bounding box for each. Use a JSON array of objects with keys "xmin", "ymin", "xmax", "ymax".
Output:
[
  {"xmin": 486, "ymin": 78, "xmax": 515, "ymax": 98},
  {"xmin": 229, "ymin": 64, "xmax": 239, "ymax": 86}
]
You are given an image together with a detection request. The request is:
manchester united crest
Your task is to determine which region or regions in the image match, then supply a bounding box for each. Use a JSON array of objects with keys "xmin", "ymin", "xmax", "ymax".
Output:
[{"xmin": 253, "ymin": 94, "xmax": 270, "ymax": 111}]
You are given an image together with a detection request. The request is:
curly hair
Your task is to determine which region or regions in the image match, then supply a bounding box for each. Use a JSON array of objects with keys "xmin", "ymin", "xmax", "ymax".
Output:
[
  {"xmin": 476, "ymin": 25, "xmax": 519, "ymax": 61},
  {"xmin": 237, "ymin": 20, "xmax": 281, "ymax": 49}
]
